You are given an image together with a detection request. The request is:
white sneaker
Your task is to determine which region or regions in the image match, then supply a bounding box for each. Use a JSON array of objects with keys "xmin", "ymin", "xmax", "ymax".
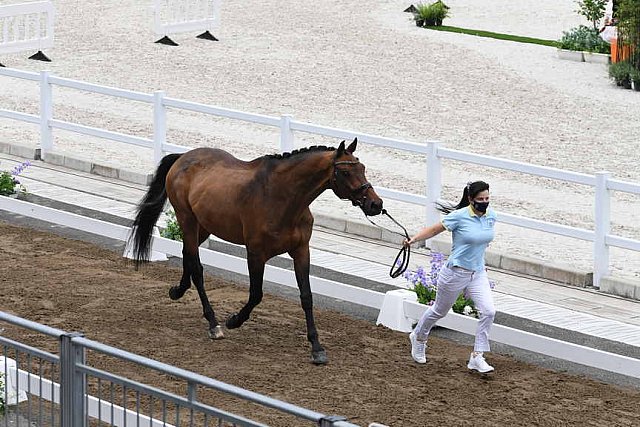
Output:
[
  {"xmin": 467, "ymin": 353, "xmax": 494, "ymax": 373},
  {"xmin": 409, "ymin": 331, "xmax": 427, "ymax": 364}
]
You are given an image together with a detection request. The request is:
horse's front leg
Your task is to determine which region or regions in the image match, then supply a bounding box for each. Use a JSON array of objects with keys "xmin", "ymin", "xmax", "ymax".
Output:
[
  {"xmin": 291, "ymin": 245, "xmax": 327, "ymax": 365},
  {"xmin": 225, "ymin": 251, "xmax": 265, "ymax": 329}
]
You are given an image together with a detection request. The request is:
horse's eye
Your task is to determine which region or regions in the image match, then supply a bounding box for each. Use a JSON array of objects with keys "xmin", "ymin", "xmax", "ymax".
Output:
[{"xmin": 341, "ymin": 170, "xmax": 350, "ymax": 177}]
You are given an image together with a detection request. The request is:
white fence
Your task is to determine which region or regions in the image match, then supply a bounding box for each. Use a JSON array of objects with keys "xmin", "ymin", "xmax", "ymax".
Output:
[
  {"xmin": 1, "ymin": 195, "xmax": 639, "ymax": 380},
  {"xmin": 0, "ymin": 1, "xmax": 54, "ymax": 56},
  {"xmin": 153, "ymin": 0, "xmax": 221, "ymax": 41},
  {"xmin": 0, "ymin": 68, "xmax": 640, "ymax": 288}
]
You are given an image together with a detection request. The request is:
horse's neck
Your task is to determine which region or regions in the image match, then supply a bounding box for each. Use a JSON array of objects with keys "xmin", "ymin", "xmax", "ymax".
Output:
[{"xmin": 269, "ymin": 153, "xmax": 332, "ymax": 214}]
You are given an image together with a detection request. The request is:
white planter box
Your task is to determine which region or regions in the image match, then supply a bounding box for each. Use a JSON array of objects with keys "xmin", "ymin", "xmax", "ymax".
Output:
[
  {"xmin": 583, "ymin": 52, "xmax": 611, "ymax": 64},
  {"xmin": 557, "ymin": 49, "xmax": 584, "ymax": 62}
]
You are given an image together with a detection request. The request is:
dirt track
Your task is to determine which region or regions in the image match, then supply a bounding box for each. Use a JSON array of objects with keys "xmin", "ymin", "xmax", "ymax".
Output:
[{"xmin": 1, "ymin": 221, "xmax": 640, "ymax": 426}]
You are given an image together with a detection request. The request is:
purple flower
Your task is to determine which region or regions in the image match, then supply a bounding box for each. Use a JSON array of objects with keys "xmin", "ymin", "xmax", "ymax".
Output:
[{"xmin": 11, "ymin": 161, "xmax": 31, "ymax": 176}]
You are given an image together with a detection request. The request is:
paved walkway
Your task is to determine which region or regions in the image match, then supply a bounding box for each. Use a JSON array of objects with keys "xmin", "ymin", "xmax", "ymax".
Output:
[{"xmin": 2, "ymin": 153, "xmax": 640, "ymax": 355}]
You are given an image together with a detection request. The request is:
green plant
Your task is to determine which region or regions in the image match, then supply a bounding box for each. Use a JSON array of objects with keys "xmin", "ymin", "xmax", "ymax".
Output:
[
  {"xmin": 559, "ymin": 25, "xmax": 611, "ymax": 53},
  {"xmin": 0, "ymin": 160, "xmax": 31, "ymax": 196},
  {"xmin": 575, "ymin": 0, "xmax": 608, "ymax": 30},
  {"xmin": 630, "ymin": 67, "xmax": 640, "ymax": 85},
  {"xmin": 160, "ymin": 210, "xmax": 183, "ymax": 241},
  {"xmin": 609, "ymin": 60, "xmax": 635, "ymax": 86},
  {"xmin": 414, "ymin": 1, "xmax": 450, "ymax": 27}
]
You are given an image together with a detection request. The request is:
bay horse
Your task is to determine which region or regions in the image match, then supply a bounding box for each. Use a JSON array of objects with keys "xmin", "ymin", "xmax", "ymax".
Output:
[{"xmin": 130, "ymin": 138, "xmax": 383, "ymax": 364}]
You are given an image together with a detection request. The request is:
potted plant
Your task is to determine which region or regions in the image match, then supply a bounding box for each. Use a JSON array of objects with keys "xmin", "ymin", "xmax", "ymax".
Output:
[
  {"xmin": 558, "ymin": 27, "xmax": 586, "ymax": 61},
  {"xmin": 0, "ymin": 161, "xmax": 30, "ymax": 197},
  {"xmin": 412, "ymin": 1, "xmax": 449, "ymax": 27},
  {"xmin": 608, "ymin": 60, "xmax": 634, "ymax": 88}
]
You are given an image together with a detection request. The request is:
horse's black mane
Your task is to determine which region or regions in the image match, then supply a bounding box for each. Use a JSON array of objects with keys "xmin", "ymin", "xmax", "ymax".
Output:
[{"xmin": 264, "ymin": 145, "xmax": 336, "ymax": 160}]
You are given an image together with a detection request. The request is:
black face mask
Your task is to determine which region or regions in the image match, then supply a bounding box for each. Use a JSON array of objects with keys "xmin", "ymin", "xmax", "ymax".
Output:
[{"xmin": 473, "ymin": 201, "xmax": 489, "ymax": 213}]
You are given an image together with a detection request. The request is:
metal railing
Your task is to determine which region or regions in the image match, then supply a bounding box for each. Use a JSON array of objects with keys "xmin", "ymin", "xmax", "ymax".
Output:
[
  {"xmin": 0, "ymin": 311, "xmax": 360, "ymax": 427},
  {"xmin": 0, "ymin": 68, "xmax": 639, "ymax": 287}
]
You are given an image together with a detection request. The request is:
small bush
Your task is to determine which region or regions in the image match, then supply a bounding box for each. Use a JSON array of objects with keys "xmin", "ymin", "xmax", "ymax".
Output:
[
  {"xmin": 559, "ymin": 25, "xmax": 610, "ymax": 53},
  {"xmin": 160, "ymin": 210, "xmax": 183, "ymax": 241},
  {"xmin": 609, "ymin": 60, "xmax": 636, "ymax": 87},
  {"xmin": 414, "ymin": 1, "xmax": 450, "ymax": 27}
]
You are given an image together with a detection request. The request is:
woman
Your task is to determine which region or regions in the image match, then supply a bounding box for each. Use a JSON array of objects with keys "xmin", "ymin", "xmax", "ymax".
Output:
[{"xmin": 404, "ymin": 181, "xmax": 497, "ymax": 373}]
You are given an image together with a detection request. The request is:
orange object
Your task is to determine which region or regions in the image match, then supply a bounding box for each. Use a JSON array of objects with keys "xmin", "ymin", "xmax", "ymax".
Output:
[{"xmin": 611, "ymin": 37, "xmax": 634, "ymax": 63}]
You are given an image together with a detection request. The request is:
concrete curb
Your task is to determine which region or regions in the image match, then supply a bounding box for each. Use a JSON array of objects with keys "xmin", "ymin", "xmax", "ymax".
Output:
[{"xmin": 1, "ymin": 142, "xmax": 635, "ymax": 298}]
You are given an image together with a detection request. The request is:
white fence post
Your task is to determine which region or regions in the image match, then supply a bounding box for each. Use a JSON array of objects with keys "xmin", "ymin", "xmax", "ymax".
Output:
[
  {"xmin": 39, "ymin": 70, "xmax": 53, "ymax": 157},
  {"xmin": 280, "ymin": 114, "xmax": 294, "ymax": 153},
  {"xmin": 593, "ymin": 171, "xmax": 611, "ymax": 289},
  {"xmin": 425, "ymin": 141, "xmax": 442, "ymax": 244},
  {"xmin": 153, "ymin": 90, "xmax": 167, "ymax": 165}
]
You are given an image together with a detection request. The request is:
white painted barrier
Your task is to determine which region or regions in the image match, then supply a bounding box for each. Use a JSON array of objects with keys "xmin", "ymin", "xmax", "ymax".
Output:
[
  {"xmin": 153, "ymin": 0, "xmax": 221, "ymax": 44},
  {"xmin": 0, "ymin": 1, "xmax": 54, "ymax": 60},
  {"xmin": 1, "ymin": 68, "xmax": 640, "ymax": 289},
  {"xmin": 1, "ymin": 195, "xmax": 639, "ymax": 380}
]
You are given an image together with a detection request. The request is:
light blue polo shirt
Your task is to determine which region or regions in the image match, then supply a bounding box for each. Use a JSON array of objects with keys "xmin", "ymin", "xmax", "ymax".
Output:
[{"xmin": 441, "ymin": 205, "xmax": 497, "ymax": 272}]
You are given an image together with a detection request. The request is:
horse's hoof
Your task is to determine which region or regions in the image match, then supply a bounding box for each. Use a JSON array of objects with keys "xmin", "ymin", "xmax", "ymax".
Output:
[
  {"xmin": 168, "ymin": 286, "xmax": 184, "ymax": 300},
  {"xmin": 208, "ymin": 325, "xmax": 224, "ymax": 340},
  {"xmin": 311, "ymin": 350, "xmax": 328, "ymax": 365},
  {"xmin": 225, "ymin": 314, "xmax": 240, "ymax": 329}
]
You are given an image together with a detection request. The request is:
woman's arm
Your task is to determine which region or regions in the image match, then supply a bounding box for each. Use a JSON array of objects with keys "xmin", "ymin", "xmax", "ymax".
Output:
[{"xmin": 404, "ymin": 222, "xmax": 446, "ymax": 246}]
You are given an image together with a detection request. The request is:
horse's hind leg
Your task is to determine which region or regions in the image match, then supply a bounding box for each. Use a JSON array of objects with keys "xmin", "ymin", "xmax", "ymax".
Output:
[
  {"xmin": 168, "ymin": 255, "xmax": 193, "ymax": 300},
  {"xmin": 226, "ymin": 252, "xmax": 265, "ymax": 329},
  {"xmin": 169, "ymin": 226, "xmax": 209, "ymax": 300},
  {"xmin": 174, "ymin": 216, "xmax": 223, "ymax": 339},
  {"xmin": 291, "ymin": 245, "xmax": 327, "ymax": 365}
]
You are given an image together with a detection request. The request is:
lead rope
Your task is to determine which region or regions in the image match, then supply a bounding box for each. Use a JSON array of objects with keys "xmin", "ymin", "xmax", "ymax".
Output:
[{"xmin": 363, "ymin": 209, "xmax": 410, "ymax": 279}]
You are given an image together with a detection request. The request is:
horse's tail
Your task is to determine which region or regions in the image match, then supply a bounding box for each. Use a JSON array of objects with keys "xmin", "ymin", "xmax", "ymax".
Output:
[{"xmin": 130, "ymin": 153, "xmax": 182, "ymax": 266}]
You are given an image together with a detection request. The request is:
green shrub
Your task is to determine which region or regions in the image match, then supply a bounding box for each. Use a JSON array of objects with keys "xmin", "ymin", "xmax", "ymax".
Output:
[
  {"xmin": 414, "ymin": 1, "xmax": 450, "ymax": 27},
  {"xmin": 608, "ymin": 60, "xmax": 635, "ymax": 85},
  {"xmin": 160, "ymin": 210, "xmax": 183, "ymax": 241},
  {"xmin": 559, "ymin": 25, "xmax": 611, "ymax": 53}
]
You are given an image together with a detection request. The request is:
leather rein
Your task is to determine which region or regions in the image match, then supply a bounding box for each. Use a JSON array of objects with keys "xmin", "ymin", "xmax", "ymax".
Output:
[{"xmin": 330, "ymin": 159, "xmax": 410, "ymax": 279}]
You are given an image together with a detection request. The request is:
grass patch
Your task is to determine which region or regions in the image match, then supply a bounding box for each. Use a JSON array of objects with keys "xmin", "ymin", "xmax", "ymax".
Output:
[{"xmin": 424, "ymin": 25, "xmax": 560, "ymax": 48}]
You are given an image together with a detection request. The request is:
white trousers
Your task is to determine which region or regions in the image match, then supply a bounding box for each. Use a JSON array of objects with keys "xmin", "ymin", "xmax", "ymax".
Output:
[{"xmin": 413, "ymin": 265, "xmax": 496, "ymax": 352}]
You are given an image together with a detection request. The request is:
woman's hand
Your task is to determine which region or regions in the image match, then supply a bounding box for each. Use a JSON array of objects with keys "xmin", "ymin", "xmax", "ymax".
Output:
[{"xmin": 403, "ymin": 238, "xmax": 413, "ymax": 247}]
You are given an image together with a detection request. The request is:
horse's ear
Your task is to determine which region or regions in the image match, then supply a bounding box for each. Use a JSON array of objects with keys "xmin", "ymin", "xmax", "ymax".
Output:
[
  {"xmin": 337, "ymin": 140, "xmax": 346, "ymax": 156},
  {"xmin": 347, "ymin": 137, "xmax": 357, "ymax": 154}
]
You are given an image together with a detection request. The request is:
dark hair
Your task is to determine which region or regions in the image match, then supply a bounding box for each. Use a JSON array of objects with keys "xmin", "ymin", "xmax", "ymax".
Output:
[{"xmin": 437, "ymin": 180, "xmax": 490, "ymax": 214}]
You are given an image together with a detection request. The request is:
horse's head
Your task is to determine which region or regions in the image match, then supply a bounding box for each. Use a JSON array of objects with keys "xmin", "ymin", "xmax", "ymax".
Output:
[{"xmin": 330, "ymin": 138, "xmax": 383, "ymax": 216}]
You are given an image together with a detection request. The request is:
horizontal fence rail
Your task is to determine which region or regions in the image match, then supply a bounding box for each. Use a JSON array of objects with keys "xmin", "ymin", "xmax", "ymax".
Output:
[{"xmin": 0, "ymin": 68, "xmax": 639, "ymax": 288}]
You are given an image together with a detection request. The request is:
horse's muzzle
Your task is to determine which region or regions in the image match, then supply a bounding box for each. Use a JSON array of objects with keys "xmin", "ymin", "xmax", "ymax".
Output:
[{"xmin": 362, "ymin": 198, "xmax": 383, "ymax": 216}]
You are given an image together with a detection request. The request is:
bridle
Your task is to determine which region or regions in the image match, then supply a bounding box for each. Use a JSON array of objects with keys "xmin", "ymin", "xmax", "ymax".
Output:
[
  {"xmin": 330, "ymin": 158, "xmax": 411, "ymax": 279},
  {"xmin": 331, "ymin": 160, "xmax": 373, "ymax": 207}
]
